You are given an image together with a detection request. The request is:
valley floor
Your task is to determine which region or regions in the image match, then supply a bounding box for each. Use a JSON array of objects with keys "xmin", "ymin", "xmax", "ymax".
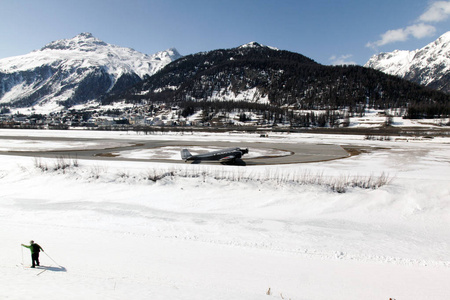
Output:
[{"xmin": 0, "ymin": 129, "xmax": 449, "ymax": 299}]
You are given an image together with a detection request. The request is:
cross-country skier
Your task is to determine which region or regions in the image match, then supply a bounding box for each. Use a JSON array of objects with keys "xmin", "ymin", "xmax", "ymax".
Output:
[{"xmin": 21, "ymin": 240, "xmax": 44, "ymax": 268}]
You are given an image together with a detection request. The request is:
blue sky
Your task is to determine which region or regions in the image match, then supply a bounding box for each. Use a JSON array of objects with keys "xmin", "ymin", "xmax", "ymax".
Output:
[{"xmin": 0, "ymin": 0, "xmax": 449, "ymax": 65}]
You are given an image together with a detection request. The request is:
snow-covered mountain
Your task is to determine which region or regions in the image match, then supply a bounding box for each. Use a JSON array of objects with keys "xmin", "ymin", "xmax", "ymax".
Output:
[
  {"xmin": 365, "ymin": 31, "xmax": 450, "ymax": 93},
  {"xmin": 237, "ymin": 41, "xmax": 279, "ymax": 51},
  {"xmin": 0, "ymin": 33, "xmax": 181, "ymax": 111}
]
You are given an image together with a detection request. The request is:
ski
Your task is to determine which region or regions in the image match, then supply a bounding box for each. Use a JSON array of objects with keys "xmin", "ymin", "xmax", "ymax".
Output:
[
  {"xmin": 18, "ymin": 264, "xmax": 48, "ymax": 275},
  {"xmin": 36, "ymin": 268, "xmax": 47, "ymax": 276}
]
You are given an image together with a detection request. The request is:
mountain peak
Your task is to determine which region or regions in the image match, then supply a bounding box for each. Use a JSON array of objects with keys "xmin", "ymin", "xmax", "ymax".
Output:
[
  {"xmin": 239, "ymin": 41, "xmax": 263, "ymax": 48},
  {"xmin": 163, "ymin": 48, "xmax": 182, "ymax": 59},
  {"xmin": 78, "ymin": 32, "xmax": 94, "ymax": 38},
  {"xmin": 151, "ymin": 47, "xmax": 182, "ymax": 64},
  {"xmin": 433, "ymin": 31, "xmax": 450, "ymax": 48},
  {"xmin": 40, "ymin": 32, "xmax": 107, "ymax": 51},
  {"xmin": 437, "ymin": 31, "xmax": 450, "ymax": 41},
  {"xmin": 238, "ymin": 42, "xmax": 279, "ymax": 51}
]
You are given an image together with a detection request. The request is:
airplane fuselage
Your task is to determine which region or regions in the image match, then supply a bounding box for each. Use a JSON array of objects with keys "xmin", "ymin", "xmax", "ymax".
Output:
[{"xmin": 181, "ymin": 147, "xmax": 248, "ymax": 163}]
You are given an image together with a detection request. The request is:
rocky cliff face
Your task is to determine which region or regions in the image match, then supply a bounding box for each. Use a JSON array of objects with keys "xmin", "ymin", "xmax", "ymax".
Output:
[
  {"xmin": 0, "ymin": 33, "xmax": 181, "ymax": 111},
  {"xmin": 365, "ymin": 31, "xmax": 450, "ymax": 93}
]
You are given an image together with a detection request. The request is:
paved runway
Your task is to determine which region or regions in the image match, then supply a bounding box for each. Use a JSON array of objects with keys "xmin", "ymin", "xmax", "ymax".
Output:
[{"xmin": 0, "ymin": 136, "xmax": 349, "ymax": 165}]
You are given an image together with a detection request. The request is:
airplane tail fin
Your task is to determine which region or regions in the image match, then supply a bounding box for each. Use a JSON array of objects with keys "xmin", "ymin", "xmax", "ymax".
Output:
[{"xmin": 181, "ymin": 149, "xmax": 192, "ymax": 161}]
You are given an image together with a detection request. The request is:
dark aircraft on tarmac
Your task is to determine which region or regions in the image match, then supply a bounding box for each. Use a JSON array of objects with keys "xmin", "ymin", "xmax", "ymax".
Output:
[{"xmin": 181, "ymin": 147, "xmax": 249, "ymax": 164}]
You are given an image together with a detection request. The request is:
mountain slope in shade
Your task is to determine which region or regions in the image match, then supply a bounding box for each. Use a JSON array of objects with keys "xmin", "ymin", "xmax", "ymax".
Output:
[
  {"xmin": 0, "ymin": 33, "xmax": 181, "ymax": 111},
  {"xmin": 104, "ymin": 41, "xmax": 448, "ymax": 110},
  {"xmin": 365, "ymin": 31, "xmax": 450, "ymax": 93}
]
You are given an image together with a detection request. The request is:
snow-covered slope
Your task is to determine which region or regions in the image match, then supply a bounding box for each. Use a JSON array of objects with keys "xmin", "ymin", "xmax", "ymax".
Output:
[
  {"xmin": 0, "ymin": 33, "xmax": 181, "ymax": 111},
  {"xmin": 365, "ymin": 31, "xmax": 450, "ymax": 93}
]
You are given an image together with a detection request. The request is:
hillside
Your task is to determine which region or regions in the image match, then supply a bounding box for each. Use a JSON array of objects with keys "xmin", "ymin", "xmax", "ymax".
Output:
[{"xmin": 105, "ymin": 42, "xmax": 449, "ymax": 114}]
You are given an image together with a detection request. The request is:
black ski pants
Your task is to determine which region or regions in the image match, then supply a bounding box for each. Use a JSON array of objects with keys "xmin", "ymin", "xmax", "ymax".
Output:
[{"xmin": 31, "ymin": 253, "xmax": 40, "ymax": 267}]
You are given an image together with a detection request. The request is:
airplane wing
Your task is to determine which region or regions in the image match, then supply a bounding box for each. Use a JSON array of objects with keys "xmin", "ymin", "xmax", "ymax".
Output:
[{"xmin": 219, "ymin": 155, "xmax": 236, "ymax": 163}]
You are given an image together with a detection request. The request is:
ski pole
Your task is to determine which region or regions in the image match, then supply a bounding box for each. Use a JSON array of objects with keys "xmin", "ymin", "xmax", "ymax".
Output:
[{"xmin": 43, "ymin": 252, "xmax": 62, "ymax": 267}]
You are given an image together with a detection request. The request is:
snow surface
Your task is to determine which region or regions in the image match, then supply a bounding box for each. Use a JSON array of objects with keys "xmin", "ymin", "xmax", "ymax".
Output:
[
  {"xmin": 209, "ymin": 87, "xmax": 270, "ymax": 104},
  {"xmin": 0, "ymin": 128, "xmax": 450, "ymax": 299},
  {"xmin": 365, "ymin": 49, "xmax": 417, "ymax": 77}
]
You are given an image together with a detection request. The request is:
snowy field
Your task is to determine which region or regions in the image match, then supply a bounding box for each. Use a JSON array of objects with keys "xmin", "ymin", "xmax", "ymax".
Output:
[{"xmin": 0, "ymin": 128, "xmax": 449, "ymax": 299}]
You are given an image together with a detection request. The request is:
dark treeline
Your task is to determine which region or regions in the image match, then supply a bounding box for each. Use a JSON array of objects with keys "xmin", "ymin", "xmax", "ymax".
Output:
[
  {"xmin": 178, "ymin": 100, "xmax": 279, "ymax": 116},
  {"xmin": 406, "ymin": 102, "xmax": 450, "ymax": 119}
]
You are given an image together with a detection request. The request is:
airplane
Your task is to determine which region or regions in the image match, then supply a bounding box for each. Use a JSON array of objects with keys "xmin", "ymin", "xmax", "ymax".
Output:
[{"xmin": 181, "ymin": 147, "xmax": 249, "ymax": 164}]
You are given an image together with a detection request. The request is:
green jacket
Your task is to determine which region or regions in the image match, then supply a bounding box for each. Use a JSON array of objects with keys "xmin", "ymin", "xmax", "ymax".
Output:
[{"xmin": 22, "ymin": 243, "xmax": 43, "ymax": 254}]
